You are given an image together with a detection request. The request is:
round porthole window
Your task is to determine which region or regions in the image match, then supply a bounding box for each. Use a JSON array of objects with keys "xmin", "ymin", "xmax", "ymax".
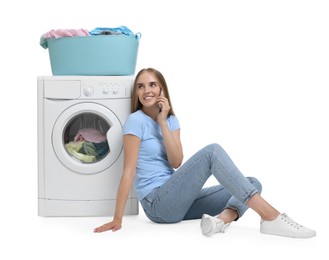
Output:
[
  {"xmin": 52, "ymin": 102, "xmax": 123, "ymax": 174},
  {"xmin": 63, "ymin": 113, "xmax": 110, "ymax": 164}
]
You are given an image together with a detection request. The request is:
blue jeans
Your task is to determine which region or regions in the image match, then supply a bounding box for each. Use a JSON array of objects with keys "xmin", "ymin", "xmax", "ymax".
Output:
[{"xmin": 140, "ymin": 143, "xmax": 262, "ymax": 223}]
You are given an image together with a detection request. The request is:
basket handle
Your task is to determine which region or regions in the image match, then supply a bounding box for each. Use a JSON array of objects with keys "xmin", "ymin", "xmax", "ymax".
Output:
[{"xmin": 135, "ymin": 32, "xmax": 142, "ymax": 40}]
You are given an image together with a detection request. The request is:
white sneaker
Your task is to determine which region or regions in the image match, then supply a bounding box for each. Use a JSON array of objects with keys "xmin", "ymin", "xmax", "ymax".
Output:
[
  {"xmin": 260, "ymin": 213, "xmax": 316, "ymax": 238},
  {"xmin": 200, "ymin": 214, "xmax": 230, "ymax": 237}
]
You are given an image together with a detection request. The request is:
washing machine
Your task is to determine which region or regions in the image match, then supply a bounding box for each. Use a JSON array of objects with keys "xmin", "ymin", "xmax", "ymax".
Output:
[{"xmin": 37, "ymin": 76, "xmax": 139, "ymax": 216}]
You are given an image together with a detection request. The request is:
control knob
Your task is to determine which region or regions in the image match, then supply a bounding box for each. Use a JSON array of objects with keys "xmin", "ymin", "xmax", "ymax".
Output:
[{"xmin": 83, "ymin": 86, "xmax": 94, "ymax": 97}]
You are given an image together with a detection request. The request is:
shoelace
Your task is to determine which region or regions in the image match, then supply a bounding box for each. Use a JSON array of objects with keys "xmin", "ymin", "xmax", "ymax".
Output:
[{"xmin": 280, "ymin": 213, "xmax": 303, "ymax": 229}]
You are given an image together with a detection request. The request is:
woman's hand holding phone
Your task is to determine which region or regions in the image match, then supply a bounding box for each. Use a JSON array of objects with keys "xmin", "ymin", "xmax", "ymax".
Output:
[{"xmin": 156, "ymin": 90, "xmax": 169, "ymax": 122}]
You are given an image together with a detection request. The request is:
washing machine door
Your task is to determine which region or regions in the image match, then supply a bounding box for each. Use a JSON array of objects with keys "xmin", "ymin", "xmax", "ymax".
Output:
[{"xmin": 52, "ymin": 102, "xmax": 122, "ymax": 174}]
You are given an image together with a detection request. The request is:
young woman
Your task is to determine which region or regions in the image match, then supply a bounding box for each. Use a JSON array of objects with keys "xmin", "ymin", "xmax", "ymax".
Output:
[{"xmin": 94, "ymin": 68, "xmax": 315, "ymax": 238}]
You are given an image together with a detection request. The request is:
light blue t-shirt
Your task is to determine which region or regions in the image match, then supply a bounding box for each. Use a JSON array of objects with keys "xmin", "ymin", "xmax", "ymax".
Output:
[{"xmin": 122, "ymin": 110, "xmax": 180, "ymax": 200}]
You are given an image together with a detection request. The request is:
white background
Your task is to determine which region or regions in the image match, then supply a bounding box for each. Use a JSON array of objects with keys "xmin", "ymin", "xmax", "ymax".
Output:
[{"xmin": 1, "ymin": 0, "xmax": 328, "ymax": 259}]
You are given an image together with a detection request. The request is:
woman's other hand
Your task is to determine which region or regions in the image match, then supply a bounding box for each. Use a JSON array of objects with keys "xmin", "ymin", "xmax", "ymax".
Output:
[{"xmin": 94, "ymin": 219, "xmax": 122, "ymax": 233}]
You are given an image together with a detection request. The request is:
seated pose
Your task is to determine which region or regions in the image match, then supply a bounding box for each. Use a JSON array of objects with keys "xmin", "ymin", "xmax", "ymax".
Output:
[{"xmin": 94, "ymin": 68, "xmax": 316, "ymax": 238}]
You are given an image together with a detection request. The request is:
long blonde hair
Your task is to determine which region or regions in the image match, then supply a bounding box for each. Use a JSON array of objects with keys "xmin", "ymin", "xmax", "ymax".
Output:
[{"xmin": 131, "ymin": 68, "xmax": 175, "ymax": 116}]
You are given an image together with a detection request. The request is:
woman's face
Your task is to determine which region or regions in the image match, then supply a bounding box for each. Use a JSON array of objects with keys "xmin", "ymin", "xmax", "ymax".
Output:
[{"xmin": 135, "ymin": 72, "xmax": 162, "ymax": 109}]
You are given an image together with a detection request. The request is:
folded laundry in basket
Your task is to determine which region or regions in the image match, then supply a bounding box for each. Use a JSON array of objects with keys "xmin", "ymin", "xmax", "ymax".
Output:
[{"xmin": 40, "ymin": 28, "xmax": 91, "ymax": 49}]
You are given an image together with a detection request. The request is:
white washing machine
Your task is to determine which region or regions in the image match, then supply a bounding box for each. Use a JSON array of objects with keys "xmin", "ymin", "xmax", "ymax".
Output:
[{"xmin": 37, "ymin": 76, "xmax": 138, "ymax": 216}]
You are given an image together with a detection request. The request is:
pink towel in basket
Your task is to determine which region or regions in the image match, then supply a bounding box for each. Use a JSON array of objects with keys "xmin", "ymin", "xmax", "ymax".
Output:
[{"xmin": 43, "ymin": 28, "xmax": 90, "ymax": 39}]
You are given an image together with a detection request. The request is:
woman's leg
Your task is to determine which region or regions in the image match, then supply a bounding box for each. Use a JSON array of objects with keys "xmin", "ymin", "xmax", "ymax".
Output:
[
  {"xmin": 140, "ymin": 143, "xmax": 316, "ymax": 238},
  {"xmin": 246, "ymin": 193, "xmax": 280, "ymax": 221},
  {"xmin": 183, "ymin": 177, "xmax": 262, "ymax": 221},
  {"xmin": 141, "ymin": 143, "xmax": 260, "ymax": 223}
]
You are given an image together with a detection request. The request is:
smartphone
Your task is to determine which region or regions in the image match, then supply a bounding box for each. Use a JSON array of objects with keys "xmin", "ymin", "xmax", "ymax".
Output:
[{"xmin": 158, "ymin": 90, "xmax": 163, "ymax": 112}]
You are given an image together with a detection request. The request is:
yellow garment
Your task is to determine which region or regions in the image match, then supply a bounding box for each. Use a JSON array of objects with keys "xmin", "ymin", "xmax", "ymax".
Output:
[{"xmin": 65, "ymin": 141, "xmax": 96, "ymax": 163}]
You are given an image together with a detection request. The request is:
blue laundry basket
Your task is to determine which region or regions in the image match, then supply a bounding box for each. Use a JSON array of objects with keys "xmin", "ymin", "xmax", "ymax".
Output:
[{"xmin": 47, "ymin": 33, "xmax": 141, "ymax": 76}]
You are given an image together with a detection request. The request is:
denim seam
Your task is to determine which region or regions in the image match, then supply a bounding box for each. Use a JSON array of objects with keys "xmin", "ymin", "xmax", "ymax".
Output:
[
  {"xmin": 242, "ymin": 189, "xmax": 258, "ymax": 205},
  {"xmin": 141, "ymin": 196, "xmax": 167, "ymax": 223}
]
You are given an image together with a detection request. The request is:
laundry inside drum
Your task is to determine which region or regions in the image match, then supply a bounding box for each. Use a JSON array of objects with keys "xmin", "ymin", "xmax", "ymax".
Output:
[{"xmin": 63, "ymin": 113, "xmax": 111, "ymax": 163}]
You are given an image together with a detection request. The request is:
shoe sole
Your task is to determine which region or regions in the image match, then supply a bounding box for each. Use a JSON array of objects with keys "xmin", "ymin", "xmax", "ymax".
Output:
[{"xmin": 260, "ymin": 229, "xmax": 316, "ymax": 238}]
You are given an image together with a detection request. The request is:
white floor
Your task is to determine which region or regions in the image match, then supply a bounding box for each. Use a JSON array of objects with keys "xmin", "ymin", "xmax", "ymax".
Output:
[{"xmin": 2, "ymin": 201, "xmax": 324, "ymax": 260}]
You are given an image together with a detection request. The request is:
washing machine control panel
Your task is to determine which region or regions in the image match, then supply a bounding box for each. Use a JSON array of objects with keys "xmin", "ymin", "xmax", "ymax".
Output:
[{"xmin": 81, "ymin": 79, "xmax": 132, "ymax": 99}]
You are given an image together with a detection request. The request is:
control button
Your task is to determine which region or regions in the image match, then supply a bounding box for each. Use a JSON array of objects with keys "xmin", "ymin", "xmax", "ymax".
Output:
[
  {"xmin": 103, "ymin": 88, "xmax": 109, "ymax": 95},
  {"xmin": 83, "ymin": 86, "xmax": 94, "ymax": 97}
]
